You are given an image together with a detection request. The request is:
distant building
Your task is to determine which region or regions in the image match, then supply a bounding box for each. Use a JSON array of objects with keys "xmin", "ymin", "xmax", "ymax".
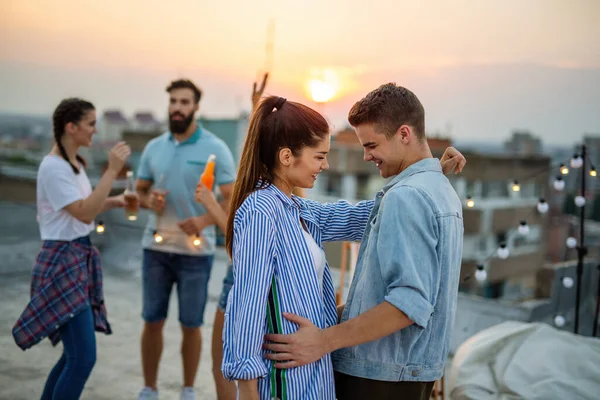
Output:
[
  {"xmin": 131, "ymin": 112, "xmax": 165, "ymax": 133},
  {"xmin": 551, "ymin": 134, "xmax": 600, "ymax": 217},
  {"xmin": 584, "ymin": 134, "xmax": 600, "ymax": 163},
  {"xmin": 449, "ymin": 153, "xmax": 551, "ymax": 300},
  {"xmin": 199, "ymin": 113, "xmax": 249, "ymax": 162},
  {"xmin": 504, "ymin": 130, "xmax": 543, "ymax": 156},
  {"xmin": 98, "ymin": 110, "xmax": 128, "ymax": 143}
]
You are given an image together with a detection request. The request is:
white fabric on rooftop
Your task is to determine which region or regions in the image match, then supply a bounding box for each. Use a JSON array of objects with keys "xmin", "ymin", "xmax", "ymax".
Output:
[{"xmin": 448, "ymin": 321, "xmax": 600, "ymax": 400}]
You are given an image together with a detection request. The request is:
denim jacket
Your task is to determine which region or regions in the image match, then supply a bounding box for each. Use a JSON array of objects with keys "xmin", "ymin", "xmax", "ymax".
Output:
[{"xmin": 332, "ymin": 158, "xmax": 464, "ymax": 382}]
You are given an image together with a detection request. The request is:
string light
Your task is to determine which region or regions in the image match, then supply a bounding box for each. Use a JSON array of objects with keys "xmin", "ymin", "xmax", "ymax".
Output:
[
  {"xmin": 475, "ymin": 264, "xmax": 487, "ymax": 282},
  {"xmin": 193, "ymin": 234, "xmax": 202, "ymax": 247},
  {"xmin": 562, "ymin": 277, "xmax": 574, "ymax": 289},
  {"xmin": 20, "ymin": 152, "xmax": 593, "ymax": 308},
  {"xmin": 537, "ymin": 198, "xmax": 549, "ymax": 214},
  {"xmin": 554, "ymin": 315, "xmax": 566, "ymax": 327},
  {"xmin": 570, "ymin": 155, "xmax": 583, "ymax": 169},
  {"xmin": 518, "ymin": 220, "xmax": 530, "ymax": 236},
  {"xmin": 553, "ymin": 176, "xmax": 565, "ymax": 191},
  {"xmin": 466, "ymin": 196, "xmax": 475, "ymax": 208},
  {"xmin": 511, "ymin": 180, "xmax": 520, "ymax": 192},
  {"xmin": 497, "ymin": 244, "xmax": 510, "ymax": 259}
]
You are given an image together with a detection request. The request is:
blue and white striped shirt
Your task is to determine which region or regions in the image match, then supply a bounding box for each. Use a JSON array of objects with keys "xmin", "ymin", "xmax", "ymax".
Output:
[{"xmin": 222, "ymin": 183, "xmax": 374, "ymax": 399}]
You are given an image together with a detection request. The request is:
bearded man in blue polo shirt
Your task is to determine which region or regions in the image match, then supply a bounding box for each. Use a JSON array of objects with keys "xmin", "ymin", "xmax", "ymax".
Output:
[{"xmin": 135, "ymin": 79, "xmax": 236, "ymax": 400}]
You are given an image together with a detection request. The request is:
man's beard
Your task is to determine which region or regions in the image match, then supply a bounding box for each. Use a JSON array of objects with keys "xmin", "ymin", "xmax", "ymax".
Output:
[{"xmin": 169, "ymin": 112, "xmax": 195, "ymax": 134}]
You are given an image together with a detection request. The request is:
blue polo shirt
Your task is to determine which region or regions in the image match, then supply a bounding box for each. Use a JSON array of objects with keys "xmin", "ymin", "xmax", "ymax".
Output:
[{"xmin": 136, "ymin": 124, "xmax": 236, "ymax": 256}]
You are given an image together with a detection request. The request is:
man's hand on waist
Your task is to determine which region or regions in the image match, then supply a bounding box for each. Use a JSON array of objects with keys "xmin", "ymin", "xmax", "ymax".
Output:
[{"xmin": 263, "ymin": 313, "xmax": 331, "ymax": 369}]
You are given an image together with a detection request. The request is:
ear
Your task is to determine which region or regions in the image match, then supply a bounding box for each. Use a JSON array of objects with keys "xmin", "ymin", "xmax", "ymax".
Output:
[
  {"xmin": 65, "ymin": 121, "xmax": 77, "ymax": 135},
  {"xmin": 397, "ymin": 125, "xmax": 412, "ymax": 144},
  {"xmin": 278, "ymin": 148, "xmax": 293, "ymax": 167}
]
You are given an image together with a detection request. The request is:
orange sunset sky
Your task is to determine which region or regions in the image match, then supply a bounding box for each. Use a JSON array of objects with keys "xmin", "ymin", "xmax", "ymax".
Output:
[{"xmin": 1, "ymin": 0, "xmax": 599, "ymax": 144}]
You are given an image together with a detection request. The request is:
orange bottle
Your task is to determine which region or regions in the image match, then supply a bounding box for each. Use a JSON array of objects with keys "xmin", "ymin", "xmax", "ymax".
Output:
[{"xmin": 199, "ymin": 154, "xmax": 216, "ymax": 190}]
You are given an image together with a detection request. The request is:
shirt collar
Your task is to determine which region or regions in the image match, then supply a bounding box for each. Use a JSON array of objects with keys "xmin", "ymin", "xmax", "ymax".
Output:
[
  {"xmin": 169, "ymin": 123, "xmax": 202, "ymax": 145},
  {"xmin": 382, "ymin": 158, "xmax": 441, "ymax": 193},
  {"xmin": 261, "ymin": 182, "xmax": 304, "ymax": 211}
]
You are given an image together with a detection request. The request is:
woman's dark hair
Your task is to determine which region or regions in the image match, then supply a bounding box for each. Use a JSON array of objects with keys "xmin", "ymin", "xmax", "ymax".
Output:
[
  {"xmin": 225, "ymin": 96, "xmax": 329, "ymax": 257},
  {"xmin": 52, "ymin": 97, "xmax": 94, "ymax": 174}
]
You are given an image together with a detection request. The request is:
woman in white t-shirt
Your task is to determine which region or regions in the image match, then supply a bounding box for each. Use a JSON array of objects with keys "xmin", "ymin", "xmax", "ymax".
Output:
[{"xmin": 12, "ymin": 98, "xmax": 131, "ymax": 400}]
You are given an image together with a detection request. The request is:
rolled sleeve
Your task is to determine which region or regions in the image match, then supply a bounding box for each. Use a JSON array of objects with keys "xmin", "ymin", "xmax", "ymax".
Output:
[
  {"xmin": 223, "ymin": 356, "xmax": 269, "ymax": 381},
  {"xmin": 385, "ymin": 287, "xmax": 434, "ymax": 329},
  {"xmin": 221, "ymin": 209, "xmax": 275, "ymax": 381},
  {"xmin": 303, "ymin": 199, "xmax": 374, "ymax": 242},
  {"xmin": 378, "ymin": 186, "xmax": 438, "ymax": 329}
]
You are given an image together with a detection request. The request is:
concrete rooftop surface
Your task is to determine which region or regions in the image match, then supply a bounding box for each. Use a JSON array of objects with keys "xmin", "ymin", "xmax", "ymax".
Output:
[{"xmin": 0, "ymin": 202, "xmax": 259, "ymax": 400}]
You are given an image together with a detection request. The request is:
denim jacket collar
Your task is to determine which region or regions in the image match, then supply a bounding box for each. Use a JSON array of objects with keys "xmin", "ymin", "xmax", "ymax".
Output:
[{"xmin": 383, "ymin": 158, "xmax": 441, "ymax": 193}]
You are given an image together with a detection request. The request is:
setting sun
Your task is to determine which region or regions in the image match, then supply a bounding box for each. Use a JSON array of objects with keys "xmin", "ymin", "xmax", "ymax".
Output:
[
  {"xmin": 307, "ymin": 68, "xmax": 342, "ymax": 103},
  {"xmin": 309, "ymin": 79, "xmax": 336, "ymax": 103}
]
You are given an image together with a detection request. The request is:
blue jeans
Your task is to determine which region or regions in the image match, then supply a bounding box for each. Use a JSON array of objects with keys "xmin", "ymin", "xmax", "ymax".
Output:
[
  {"xmin": 218, "ymin": 264, "xmax": 234, "ymax": 312},
  {"xmin": 142, "ymin": 249, "xmax": 214, "ymax": 327},
  {"xmin": 41, "ymin": 306, "xmax": 96, "ymax": 400}
]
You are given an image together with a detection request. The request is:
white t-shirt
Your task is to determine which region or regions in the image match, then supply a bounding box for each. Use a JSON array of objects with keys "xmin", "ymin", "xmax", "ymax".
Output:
[
  {"xmin": 301, "ymin": 229, "xmax": 326, "ymax": 294},
  {"xmin": 37, "ymin": 155, "xmax": 95, "ymax": 241}
]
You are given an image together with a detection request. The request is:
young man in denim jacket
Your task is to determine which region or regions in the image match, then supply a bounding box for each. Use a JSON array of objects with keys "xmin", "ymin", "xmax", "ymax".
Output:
[{"xmin": 264, "ymin": 83, "xmax": 465, "ymax": 400}]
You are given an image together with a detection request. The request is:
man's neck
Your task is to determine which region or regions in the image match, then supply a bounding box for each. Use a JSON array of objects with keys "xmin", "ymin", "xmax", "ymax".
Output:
[
  {"xmin": 173, "ymin": 121, "xmax": 198, "ymax": 143},
  {"xmin": 395, "ymin": 143, "xmax": 433, "ymax": 176}
]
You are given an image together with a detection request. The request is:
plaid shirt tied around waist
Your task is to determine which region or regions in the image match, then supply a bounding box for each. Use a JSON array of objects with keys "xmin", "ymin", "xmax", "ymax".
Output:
[{"xmin": 12, "ymin": 238, "xmax": 112, "ymax": 350}]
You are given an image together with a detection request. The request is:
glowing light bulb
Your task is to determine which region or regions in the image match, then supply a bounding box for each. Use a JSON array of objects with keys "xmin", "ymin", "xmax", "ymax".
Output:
[
  {"xmin": 96, "ymin": 222, "xmax": 105, "ymax": 234},
  {"xmin": 466, "ymin": 196, "xmax": 475, "ymax": 208},
  {"xmin": 570, "ymin": 155, "xmax": 583, "ymax": 169},
  {"xmin": 560, "ymin": 164, "xmax": 569, "ymax": 175},
  {"xmin": 590, "ymin": 167, "xmax": 597, "ymax": 177},
  {"xmin": 193, "ymin": 234, "xmax": 202, "ymax": 247},
  {"xmin": 574, "ymin": 196, "xmax": 586, "ymax": 207},
  {"xmin": 511, "ymin": 180, "xmax": 520, "ymax": 192},
  {"xmin": 554, "ymin": 315, "xmax": 565, "ymax": 327},
  {"xmin": 566, "ymin": 237, "xmax": 577, "ymax": 248},
  {"xmin": 153, "ymin": 230, "xmax": 163, "ymax": 244}
]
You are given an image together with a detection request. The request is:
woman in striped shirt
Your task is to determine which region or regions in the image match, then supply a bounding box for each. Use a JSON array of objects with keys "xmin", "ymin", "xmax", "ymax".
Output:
[
  {"xmin": 221, "ymin": 96, "xmax": 462, "ymax": 399},
  {"xmin": 221, "ymin": 95, "xmax": 369, "ymax": 399}
]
